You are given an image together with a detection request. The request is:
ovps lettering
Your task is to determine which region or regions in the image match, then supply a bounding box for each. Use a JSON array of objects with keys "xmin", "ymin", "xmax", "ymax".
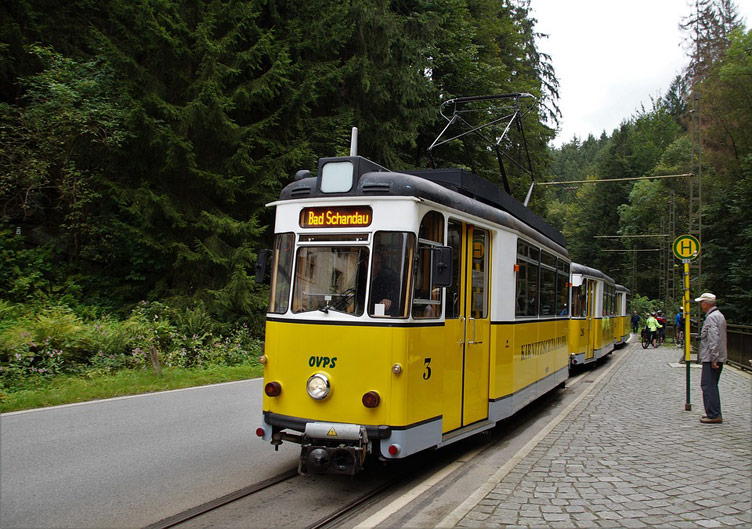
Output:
[{"xmin": 308, "ymin": 356, "xmax": 337, "ymax": 368}]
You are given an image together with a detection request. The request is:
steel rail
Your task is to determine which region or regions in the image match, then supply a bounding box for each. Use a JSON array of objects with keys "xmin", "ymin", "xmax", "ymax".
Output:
[
  {"xmin": 143, "ymin": 468, "xmax": 299, "ymax": 529},
  {"xmin": 303, "ymin": 476, "xmax": 404, "ymax": 529}
]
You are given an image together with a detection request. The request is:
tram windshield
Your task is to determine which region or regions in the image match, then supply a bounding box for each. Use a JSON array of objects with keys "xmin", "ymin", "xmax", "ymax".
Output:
[
  {"xmin": 283, "ymin": 232, "xmax": 415, "ymax": 318},
  {"xmin": 292, "ymin": 246, "xmax": 369, "ymax": 315}
]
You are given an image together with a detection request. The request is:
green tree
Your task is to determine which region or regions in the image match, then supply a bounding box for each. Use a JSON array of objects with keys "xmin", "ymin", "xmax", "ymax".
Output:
[
  {"xmin": 694, "ymin": 28, "xmax": 752, "ymax": 323},
  {"xmin": 0, "ymin": 46, "xmax": 130, "ymax": 308}
]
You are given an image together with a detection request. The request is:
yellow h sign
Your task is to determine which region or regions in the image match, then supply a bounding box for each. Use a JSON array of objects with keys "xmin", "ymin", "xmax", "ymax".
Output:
[{"xmin": 672, "ymin": 235, "xmax": 700, "ymax": 261}]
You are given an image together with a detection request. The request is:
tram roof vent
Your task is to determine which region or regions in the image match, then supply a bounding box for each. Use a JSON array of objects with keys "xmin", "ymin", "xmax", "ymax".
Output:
[
  {"xmin": 315, "ymin": 156, "xmax": 388, "ymax": 195},
  {"xmin": 362, "ymin": 181, "xmax": 391, "ymax": 193},
  {"xmin": 289, "ymin": 185, "xmax": 313, "ymax": 197}
]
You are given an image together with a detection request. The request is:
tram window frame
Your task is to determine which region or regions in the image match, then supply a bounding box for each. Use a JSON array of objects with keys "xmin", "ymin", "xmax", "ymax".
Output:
[
  {"xmin": 616, "ymin": 292, "xmax": 624, "ymax": 316},
  {"xmin": 539, "ymin": 251, "xmax": 556, "ymax": 316},
  {"xmin": 291, "ymin": 244, "xmax": 369, "ymax": 316},
  {"xmin": 571, "ymin": 282, "xmax": 587, "ymax": 317},
  {"xmin": 556, "ymin": 260, "xmax": 570, "ymax": 316},
  {"xmin": 603, "ymin": 284, "xmax": 614, "ymax": 316},
  {"xmin": 269, "ymin": 232, "xmax": 294, "ymax": 314},
  {"xmin": 368, "ymin": 231, "xmax": 416, "ymax": 319},
  {"xmin": 470, "ymin": 228, "xmax": 490, "ymax": 319},
  {"xmin": 446, "ymin": 221, "xmax": 462, "ymax": 319},
  {"xmin": 412, "ymin": 212, "xmax": 444, "ymax": 319},
  {"xmin": 515, "ymin": 240, "xmax": 540, "ymax": 318}
]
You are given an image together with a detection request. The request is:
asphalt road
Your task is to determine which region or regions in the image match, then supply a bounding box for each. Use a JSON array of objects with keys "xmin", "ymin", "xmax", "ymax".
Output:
[{"xmin": 0, "ymin": 379, "xmax": 299, "ymax": 529}]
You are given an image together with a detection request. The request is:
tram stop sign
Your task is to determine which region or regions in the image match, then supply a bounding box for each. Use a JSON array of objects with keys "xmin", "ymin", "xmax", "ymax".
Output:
[{"xmin": 673, "ymin": 234, "xmax": 700, "ymax": 261}]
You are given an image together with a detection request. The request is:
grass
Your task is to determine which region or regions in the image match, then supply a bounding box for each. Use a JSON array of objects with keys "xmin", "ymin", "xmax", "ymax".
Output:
[{"xmin": 0, "ymin": 364, "xmax": 264, "ymax": 413}]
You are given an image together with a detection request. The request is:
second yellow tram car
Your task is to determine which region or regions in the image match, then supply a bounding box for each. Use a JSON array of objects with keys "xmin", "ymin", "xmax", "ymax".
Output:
[
  {"xmin": 614, "ymin": 284, "xmax": 630, "ymax": 345},
  {"xmin": 567, "ymin": 263, "xmax": 618, "ymax": 370},
  {"xmin": 257, "ymin": 155, "xmax": 574, "ymax": 474}
]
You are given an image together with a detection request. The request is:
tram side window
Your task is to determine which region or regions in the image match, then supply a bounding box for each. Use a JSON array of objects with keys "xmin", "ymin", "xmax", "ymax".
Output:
[
  {"xmin": 413, "ymin": 212, "xmax": 444, "ymax": 319},
  {"xmin": 540, "ymin": 252, "xmax": 556, "ymax": 316},
  {"xmin": 515, "ymin": 240, "xmax": 539, "ymax": 317},
  {"xmin": 471, "ymin": 229, "xmax": 489, "ymax": 319},
  {"xmin": 369, "ymin": 232, "xmax": 415, "ymax": 318},
  {"xmin": 616, "ymin": 292, "xmax": 624, "ymax": 316},
  {"xmin": 556, "ymin": 260, "xmax": 570, "ymax": 316},
  {"xmin": 269, "ymin": 233, "xmax": 294, "ymax": 314},
  {"xmin": 571, "ymin": 284, "xmax": 587, "ymax": 317},
  {"xmin": 446, "ymin": 221, "xmax": 462, "ymax": 319},
  {"xmin": 603, "ymin": 285, "xmax": 614, "ymax": 316}
]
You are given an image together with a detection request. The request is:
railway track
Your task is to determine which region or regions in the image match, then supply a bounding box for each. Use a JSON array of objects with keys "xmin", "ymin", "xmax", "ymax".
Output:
[
  {"xmin": 143, "ymin": 357, "xmax": 610, "ymax": 529},
  {"xmin": 144, "ymin": 468, "xmax": 300, "ymax": 529},
  {"xmin": 142, "ymin": 463, "xmax": 414, "ymax": 529}
]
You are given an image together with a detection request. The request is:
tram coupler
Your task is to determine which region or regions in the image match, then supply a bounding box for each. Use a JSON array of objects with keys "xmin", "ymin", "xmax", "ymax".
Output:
[{"xmin": 298, "ymin": 423, "xmax": 368, "ymax": 476}]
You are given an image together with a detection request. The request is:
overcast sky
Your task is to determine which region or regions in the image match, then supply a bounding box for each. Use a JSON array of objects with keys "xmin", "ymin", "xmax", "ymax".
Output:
[{"xmin": 530, "ymin": 0, "xmax": 752, "ymax": 147}]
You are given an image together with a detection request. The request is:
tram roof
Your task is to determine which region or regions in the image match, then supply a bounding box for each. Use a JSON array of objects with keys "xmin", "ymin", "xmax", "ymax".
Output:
[
  {"xmin": 571, "ymin": 262, "xmax": 615, "ymax": 284},
  {"xmin": 279, "ymin": 156, "xmax": 567, "ymax": 250}
]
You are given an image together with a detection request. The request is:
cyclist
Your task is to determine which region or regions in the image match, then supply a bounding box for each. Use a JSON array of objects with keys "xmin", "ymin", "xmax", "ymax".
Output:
[
  {"xmin": 646, "ymin": 311, "xmax": 662, "ymax": 347},
  {"xmin": 656, "ymin": 310, "xmax": 667, "ymax": 344}
]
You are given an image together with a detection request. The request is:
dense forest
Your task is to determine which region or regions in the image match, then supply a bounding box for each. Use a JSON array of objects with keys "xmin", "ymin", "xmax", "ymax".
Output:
[
  {"xmin": 1, "ymin": 0, "xmax": 559, "ymax": 332},
  {"xmin": 1, "ymin": 0, "xmax": 750, "ymax": 346}
]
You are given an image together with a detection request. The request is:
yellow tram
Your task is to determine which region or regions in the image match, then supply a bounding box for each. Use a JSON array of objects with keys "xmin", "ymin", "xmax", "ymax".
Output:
[
  {"xmin": 256, "ymin": 154, "xmax": 574, "ymax": 474},
  {"xmin": 254, "ymin": 93, "xmax": 628, "ymax": 474},
  {"xmin": 567, "ymin": 263, "xmax": 617, "ymax": 370},
  {"xmin": 615, "ymin": 284, "xmax": 630, "ymax": 345}
]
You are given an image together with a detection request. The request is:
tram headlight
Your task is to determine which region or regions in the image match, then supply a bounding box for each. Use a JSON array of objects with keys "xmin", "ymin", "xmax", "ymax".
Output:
[{"xmin": 306, "ymin": 374, "xmax": 330, "ymax": 400}]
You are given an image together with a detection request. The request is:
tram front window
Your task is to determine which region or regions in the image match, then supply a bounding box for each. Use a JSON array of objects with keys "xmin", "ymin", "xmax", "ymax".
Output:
[{"xmin": 292, "ymin": 246, "xmax": 368, "ymax": 315}]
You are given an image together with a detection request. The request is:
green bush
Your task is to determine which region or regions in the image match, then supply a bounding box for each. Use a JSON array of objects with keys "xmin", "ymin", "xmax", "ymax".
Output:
[
  {"xmin": 0, "ymin": 298, "xmax": 263, "ymax": 393},
  {"xmin": 0, "ymin": 306, "xmax": 93, "ymax": 364}
]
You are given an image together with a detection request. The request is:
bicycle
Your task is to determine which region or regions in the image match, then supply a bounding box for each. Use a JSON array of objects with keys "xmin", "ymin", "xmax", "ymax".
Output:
[
  {"xmin": 676, "ymin": 327, "xmax": 685, "ymax": 348},
  {"xmin": 641, "ymin": 328, "xmax": 659, "ymax": 349},
  {"xmin": 641, "ymin": 328, "xmax": 651, "ymax": 349}
]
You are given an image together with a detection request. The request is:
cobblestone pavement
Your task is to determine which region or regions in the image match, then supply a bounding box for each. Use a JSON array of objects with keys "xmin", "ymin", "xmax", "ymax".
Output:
[{"xmin": 450, "ymin": 342, "xmax": 752, "ymax": 528}]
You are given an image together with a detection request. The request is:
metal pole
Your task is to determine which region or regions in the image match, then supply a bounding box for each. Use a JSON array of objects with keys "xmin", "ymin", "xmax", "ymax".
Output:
[{"xmin": 684, "ymin": 260, "xmax": 691, "ymax": 411}]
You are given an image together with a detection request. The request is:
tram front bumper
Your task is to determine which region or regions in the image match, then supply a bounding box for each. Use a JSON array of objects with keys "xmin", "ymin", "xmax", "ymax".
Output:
[{"xmin": 299, "ymin": 422, "xmax": 368, "ymax": 475}]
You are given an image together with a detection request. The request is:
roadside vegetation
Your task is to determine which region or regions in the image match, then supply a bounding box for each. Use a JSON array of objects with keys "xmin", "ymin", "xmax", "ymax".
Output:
[{"xmin": 0, "ymin": 299, "xmax": 263, "ymax": 413}]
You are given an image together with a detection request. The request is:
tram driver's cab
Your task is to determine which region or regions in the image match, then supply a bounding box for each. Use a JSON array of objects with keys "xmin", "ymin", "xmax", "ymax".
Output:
[{"xmin": 258, "ymin": 208, "xmax": 451, "ymax": 322}]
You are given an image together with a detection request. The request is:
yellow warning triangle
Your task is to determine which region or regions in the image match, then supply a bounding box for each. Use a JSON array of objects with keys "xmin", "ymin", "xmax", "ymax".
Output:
[{"xmin": 327, "ymin": 427, "xmax": 337, "ymax": 436}]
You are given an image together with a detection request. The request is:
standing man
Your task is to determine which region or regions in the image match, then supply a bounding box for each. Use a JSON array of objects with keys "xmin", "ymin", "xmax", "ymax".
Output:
[
  {"xmin": 695, "ymin": 292, "xmax": 727, "ymax": 424},
  {"xmin": 631, "ymin": 310, "xmax": 640, "ymax": 334}
]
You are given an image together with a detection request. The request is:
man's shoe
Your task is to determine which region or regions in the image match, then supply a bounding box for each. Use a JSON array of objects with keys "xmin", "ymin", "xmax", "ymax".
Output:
[{"xmin": 700, "ymin": 416, "xmax": 723, "ymax": 424}]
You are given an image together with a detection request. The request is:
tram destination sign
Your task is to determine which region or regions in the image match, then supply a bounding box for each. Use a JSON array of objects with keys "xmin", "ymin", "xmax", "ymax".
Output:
[{"xmin": 300, "ymin": 206, "xmax": 373, "ymax": 228}]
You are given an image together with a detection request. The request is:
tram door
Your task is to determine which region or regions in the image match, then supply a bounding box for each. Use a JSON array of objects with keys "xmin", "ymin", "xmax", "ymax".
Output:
[
  {"xmin": 445, "ymin": 221, "xmax": 491, "ymax": 432},
  {"xmin": 586, "ymin": 279, "xmax": 596, "ymax": 360}
]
